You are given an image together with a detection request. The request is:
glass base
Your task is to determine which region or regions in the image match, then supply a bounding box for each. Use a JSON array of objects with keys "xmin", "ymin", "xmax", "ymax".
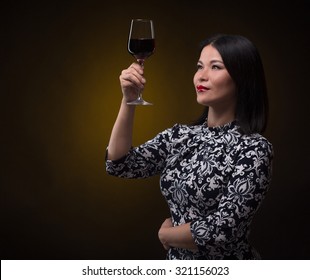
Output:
[{"xmin": 127, "ymin": 97, "xmax": 152, "ymax": 105}]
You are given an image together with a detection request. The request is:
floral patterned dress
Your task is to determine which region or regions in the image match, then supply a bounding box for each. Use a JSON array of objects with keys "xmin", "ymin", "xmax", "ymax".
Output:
[{"xmin": 106, "ymin": 121, "xmax": 273, "ymax": 259}]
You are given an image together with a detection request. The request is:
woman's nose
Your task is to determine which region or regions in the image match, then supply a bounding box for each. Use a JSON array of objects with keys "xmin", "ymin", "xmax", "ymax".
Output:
[{"xmin": 198, "ymin": 69, "xmax": 209, "ymax": 81}]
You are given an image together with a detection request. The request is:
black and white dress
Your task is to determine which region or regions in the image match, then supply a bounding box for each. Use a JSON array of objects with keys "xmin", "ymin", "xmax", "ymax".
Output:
[{"xmin": 106, "ymin": 121, "xmax": 273, "ymax": 259}]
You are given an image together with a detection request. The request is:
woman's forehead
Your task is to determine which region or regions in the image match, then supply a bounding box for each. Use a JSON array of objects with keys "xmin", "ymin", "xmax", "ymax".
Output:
[{"xmin": 199, "ymin": 45, "xmax": 223, "ymax": 62}]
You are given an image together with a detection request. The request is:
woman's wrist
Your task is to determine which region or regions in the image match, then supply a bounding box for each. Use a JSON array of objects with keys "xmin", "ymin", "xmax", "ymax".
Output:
[{"xmin": 158, "ymin": 227, "xmax": 171, "ymax": 250}]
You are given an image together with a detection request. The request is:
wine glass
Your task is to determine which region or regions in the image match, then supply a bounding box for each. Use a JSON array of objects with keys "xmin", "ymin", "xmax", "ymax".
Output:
[{"xmin": 127, "ymin": 19, "xmax": 155, "ymax": 105}]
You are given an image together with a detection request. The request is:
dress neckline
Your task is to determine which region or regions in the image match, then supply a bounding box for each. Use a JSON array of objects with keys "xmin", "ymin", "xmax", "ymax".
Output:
[{"xmin": 203, "ymin": 119, "xmax": 237, "ymax": 134}]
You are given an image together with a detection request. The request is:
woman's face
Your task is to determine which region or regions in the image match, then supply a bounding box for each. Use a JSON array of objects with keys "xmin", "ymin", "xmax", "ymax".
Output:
[{"xmin": 193, "ymin": 45, "xmax": 237, "ymax": 111}]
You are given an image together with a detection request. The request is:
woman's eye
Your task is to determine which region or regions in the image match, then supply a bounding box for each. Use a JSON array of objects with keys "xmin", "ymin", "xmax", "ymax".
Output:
[
  {"xmin": 211, "ymin": 65, "xmax": 221, "ymax": 70},
  {"xmin": 196, "ymin": 64, "xmax": 203, "ymax": 70}
]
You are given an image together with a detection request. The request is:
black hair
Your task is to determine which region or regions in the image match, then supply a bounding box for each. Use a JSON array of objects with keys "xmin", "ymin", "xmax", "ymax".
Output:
[{"xmin": 193, "ymin": 34, "xmax": 269, "ymax": 134}]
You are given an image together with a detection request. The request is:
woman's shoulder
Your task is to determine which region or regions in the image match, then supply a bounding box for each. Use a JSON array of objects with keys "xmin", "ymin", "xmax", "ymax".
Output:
[
  {"xmin": 239, "ymin": 132, "xmax": 273, "ymax": 156},
  {"xmin": 241, "ymin": 132, "xmax": 272, "ymax": 145}
]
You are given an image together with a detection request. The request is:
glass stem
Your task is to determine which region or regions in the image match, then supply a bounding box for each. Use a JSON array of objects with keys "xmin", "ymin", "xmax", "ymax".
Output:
[
  {"xmin": 137, "ymin": 59, "xmax": 144, "ymax": 66},
  {"xmin": 137, "ymin": 59, "xmax": 145, "ymax": 100}
]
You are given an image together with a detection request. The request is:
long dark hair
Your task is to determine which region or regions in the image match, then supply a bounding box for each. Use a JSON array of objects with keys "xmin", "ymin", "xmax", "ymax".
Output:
[{"xmin": 193, "ymin": 34, "xmax": 269, "ymax": 134}]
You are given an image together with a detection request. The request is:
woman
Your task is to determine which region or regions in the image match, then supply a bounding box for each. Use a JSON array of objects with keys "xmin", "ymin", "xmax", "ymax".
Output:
[{"xmin": 106, "ymin": 34, "xmax": 273, "ymax": 259}]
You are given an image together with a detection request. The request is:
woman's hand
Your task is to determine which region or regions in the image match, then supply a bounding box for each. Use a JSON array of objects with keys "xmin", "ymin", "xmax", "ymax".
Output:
[
  {"xmin": 158, "ymin": 218, "xmax": 198, "ymax": 252},
  {"xmin": 119, "ymin": 63, "xmax": 146, "ymax": 103},
  {"xmin": 158, "ymin": 217, "xmax": 173, "ymax": 250}
]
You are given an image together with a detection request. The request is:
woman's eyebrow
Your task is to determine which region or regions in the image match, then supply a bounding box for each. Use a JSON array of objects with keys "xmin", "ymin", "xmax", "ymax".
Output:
[
  {"xmin": 210, "ymin": 59, "xmax": 224, "ymax": 64},
  {"xmin": 197, "ymin": 59, "xmax": 224, "ymax": 64}
]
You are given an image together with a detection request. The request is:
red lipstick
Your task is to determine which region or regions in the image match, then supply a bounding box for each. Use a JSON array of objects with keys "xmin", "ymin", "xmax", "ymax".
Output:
[{"xmin": 196, "ymin": 85, "xmax": 209, "ymax": 92}]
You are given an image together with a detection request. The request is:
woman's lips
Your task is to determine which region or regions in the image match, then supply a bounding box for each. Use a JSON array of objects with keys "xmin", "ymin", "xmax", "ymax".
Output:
[{"xmin": 196, "ymin": 85, "xmax": 209, "ymax": 92}]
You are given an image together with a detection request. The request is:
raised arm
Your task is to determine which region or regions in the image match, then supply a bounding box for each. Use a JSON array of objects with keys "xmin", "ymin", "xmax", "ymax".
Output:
[{"xmin": 107, "ymin": 63, "xmax": 146, "ymax": 161}]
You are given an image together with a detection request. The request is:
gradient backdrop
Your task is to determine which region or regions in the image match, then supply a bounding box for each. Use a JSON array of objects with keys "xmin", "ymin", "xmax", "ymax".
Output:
[{"xmin": 1, "ymin": 0, "xmax": 309, "ymax": 259}]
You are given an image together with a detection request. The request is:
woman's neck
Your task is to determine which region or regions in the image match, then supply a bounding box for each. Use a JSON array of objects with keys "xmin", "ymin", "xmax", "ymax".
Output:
[{"xmin": 207, "ymin": 107, "xmax": 235, "ymax": 127}]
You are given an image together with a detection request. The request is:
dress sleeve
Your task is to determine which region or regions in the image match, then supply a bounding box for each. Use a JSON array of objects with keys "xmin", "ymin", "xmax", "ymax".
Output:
[
  {"xmin": 105, "ymin": 126, "xmax": 175, "ymax": 179},
  {"xmin": 190, "ymin": 137, "xmax": 273, "ymax": 252}
]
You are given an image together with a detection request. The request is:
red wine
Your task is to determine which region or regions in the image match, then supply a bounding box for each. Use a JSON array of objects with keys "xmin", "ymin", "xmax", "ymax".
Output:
[{"xmin": 128, "ymin": 38, "xmax": 155, "ymax": 60}]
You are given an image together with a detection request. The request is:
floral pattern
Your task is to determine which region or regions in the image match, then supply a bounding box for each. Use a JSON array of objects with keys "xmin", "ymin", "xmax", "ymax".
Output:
[{"xmin": 106, "ymin": 121, "xmax": 273, "ymax": 259}]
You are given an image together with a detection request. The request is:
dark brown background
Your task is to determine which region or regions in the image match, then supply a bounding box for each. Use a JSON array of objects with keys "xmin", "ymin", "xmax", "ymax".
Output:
[{"xmin": 1, "ymin": 0, "xmax": 309, "ymax": 259}]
